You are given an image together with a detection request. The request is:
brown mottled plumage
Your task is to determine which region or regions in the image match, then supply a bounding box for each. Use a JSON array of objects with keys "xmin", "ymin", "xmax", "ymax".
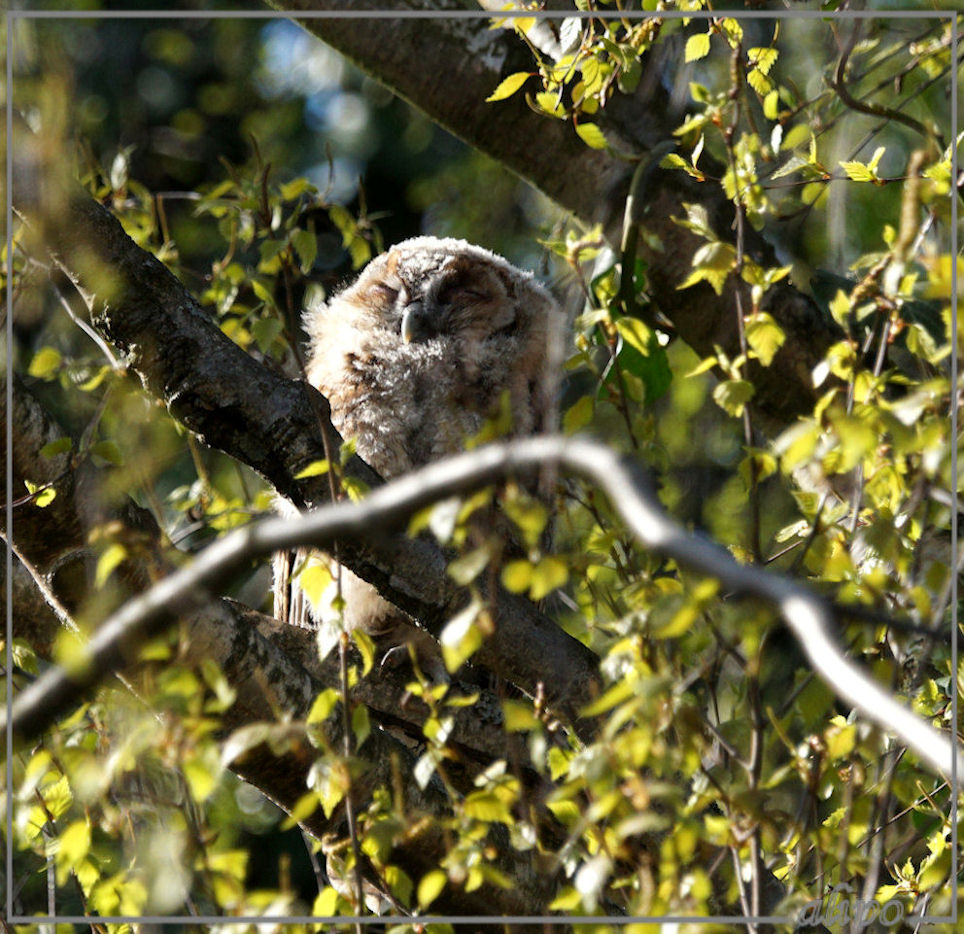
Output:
[{"xmin": 275, "ymin": 236, "xmax": 562, "ymax": 672}]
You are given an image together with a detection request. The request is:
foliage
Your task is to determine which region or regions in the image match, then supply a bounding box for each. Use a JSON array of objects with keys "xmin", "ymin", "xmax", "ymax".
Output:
[{"xmin": 4, "ymin": 3, "xmax": 960, "ymax": 931}]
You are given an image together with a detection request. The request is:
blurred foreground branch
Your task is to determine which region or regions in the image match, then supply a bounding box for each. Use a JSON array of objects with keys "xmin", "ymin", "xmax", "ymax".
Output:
[{"xmin": 7, "ymin": 435, "xmax": 961, "ymax": 788}]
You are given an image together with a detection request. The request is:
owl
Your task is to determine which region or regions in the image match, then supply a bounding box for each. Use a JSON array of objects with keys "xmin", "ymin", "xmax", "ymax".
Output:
[{"xmin": 276, "ymin": 236, "xmax": 562, "ymax": 672}]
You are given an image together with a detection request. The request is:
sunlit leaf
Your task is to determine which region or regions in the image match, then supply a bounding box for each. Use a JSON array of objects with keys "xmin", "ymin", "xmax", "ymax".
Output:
[
  {"xmin": 94, "ymin": 542, "xmax": 127, "ymax": 588},
  {"xmin": 684, "ymin": 33, "xmax": 711, "ymax": 63},
  {"xmin": 28, "ymin": 346, "xmax": 62, "ymax": 380},
  {"xmin": 575, "ymin": 122, "xmax": 607, "ymax": 150},
  {"xmin": 486, "ymin": 72, "xmax": 531, "ymax": 102}
]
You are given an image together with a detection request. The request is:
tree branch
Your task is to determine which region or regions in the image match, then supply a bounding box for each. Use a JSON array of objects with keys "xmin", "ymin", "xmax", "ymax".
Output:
[{"xmin": 6, "ymin": 435, "xmax": 961, "ymax": 788}]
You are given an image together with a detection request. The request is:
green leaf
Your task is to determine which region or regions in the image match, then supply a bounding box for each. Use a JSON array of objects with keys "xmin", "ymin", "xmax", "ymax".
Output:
[
  {"xmin": 90, "ymin": 440, "xmax": 124, "ymax": 465},
  {"xmin": 95, "ymin": 543, "xmax": 127, "ymax": 588},
  {"xmin": 417, "ymin": 869, "xmax": 448, "ymax": 909},
  {"xmin": 684, "ymin": 32, "xmax": 711, "ymax": 63},
  {"xmin": 747, "ymin": 47, "xmax": 778, "ymax": 74},
  {"xmin": 78, "ymin": 365, "xmax": 112, "ymax": 392},
  {"xmin": 299, "ymin": 562, "xmax": 332, "ymax": 607},
  {"xmin": 28, "ymin": 346, "xmax": 62, "ymax": 380},
  {"xmin": 615, "ymin": 317, "xmax": 653, "ymax": 357},
  {"xmin": 739, "ymin": 450, "xmax": 777, "ymax": 489},
  {"xmin": 258, "ymin": 238, "xmax": 286, "ymax": 265},
  {"xmin": 840, "ymin": 147, "xmax": 885, "ymax": 183},
  {"xmin": 563, "ymin": 394, "xmax": 594, "ymax": 434},
  {"xmin": 40, "ymin": 437, "xmax": 72, "ymax": 459},
  {"xmin": 533, "ymin": 91, "xmax": 565, "ymax": 118},
  {"xmin": 679, "ymin": 241, "xmax": 736, "ymax": 295},
  {"xmin": 746, "ymin": 68, "xmax": 772, "ymax": 96},
  {"xmin": 295, "ymin": 459, "xmax": 330, "ymax": 479},
  {"xmin": 252, "ymin": 316, "xmax": 282, "ymax": 354},
  {"xmin": 712, "ymin": 379, "xmax": 755, "ymax": 417},
  {"xmin": 280, "ymin": 177, "xmax": 312, "ymax": 201},
  {"xmin": 575, "ymin": 122, "xmax": 607, "ymax": 150},
  {"xmin": 24, "ymin": 479, "xmax": 57, "ymax": 508},
  {"xmin": 501, "ymin": 559, "xmax": 533, "ymax": 594},
  {"xmin": 463, "ymin": 789, "xmax": 513, "ymax": 824},
  {"xmin": 613, "ymin": 320, "xmax": 672, "ymax": 403},
  {"xmin": 502, "ymin": 494, "xmax": 547, "ymax": 549},
  {"xmin": 440, "ymin": 599, "xmax": 483, "ymax": 673},
  {"xmin": 280, "ymin": 791, "xmax": 320, "ymax": 830},
  {"xmin": 251, "ymin": 278, "xmax": 275, "ymax": 307},
  {"xmin": 307, "ymin": 688, "xmax": 340, "ymax": 725},
  {"xmin": 530, "ymin": 556, "xmax": 568, "ymax": 601},
  {"xmin": 486, "ymin": 72, "xmax": 530, "ymax": 102},
  {"xmin": 55, "ymin": 821, "xmax": 91, "ymax": 884},
  {"xmin": 763, "ymin": 90, "xmax": 780, "ymax": 121},
  {"xmin": 352, "ymin": 703, "xmax": 371, "ymax": 749},
  {"xmin": 744, "ymin": 312, "xmax": 785, "ymax": 366},
  {"xmin": 313, "ymin": 887, "xmax": 341, "ymax": 916},
  {"xmin": 183, "ymin": 753, "xmax": 219, "ymax": 802},
  {"xmin": 290, "ymin": 228, "xmax": 317, "ymax": 273},
  {"xmin": 351, "ymin": 627, "xmax": 376, "ymax": 676},
  {"xmin": 347, "ymin": 235, "xmax": 371, "ymax": 269},
  {"xmin": 502, "ymin": 700, "xmax": 539, "ymax": 732},
  {"xmin": 447, "ymin": 546, "xmax": 491, "ymax": 586}
]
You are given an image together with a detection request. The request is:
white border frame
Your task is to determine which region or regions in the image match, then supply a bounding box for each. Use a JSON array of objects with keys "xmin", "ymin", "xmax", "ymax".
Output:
[{"xmin": 4, "ymin": 4, "xmax": 958, "ymax": 927}]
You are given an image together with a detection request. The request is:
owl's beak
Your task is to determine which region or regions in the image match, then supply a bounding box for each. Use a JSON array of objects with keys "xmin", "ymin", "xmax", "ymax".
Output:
[{"xmin": 401, "ymin": 302, "xmax": 435, "ymax": 344}]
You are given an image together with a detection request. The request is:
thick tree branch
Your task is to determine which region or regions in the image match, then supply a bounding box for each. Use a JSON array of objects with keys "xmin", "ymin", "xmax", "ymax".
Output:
[
  {"xmin": 276, "ymin": 0, "xmax": 843, "ymax": 427},
  {"xmin": 21, "ymin": 186, "xmax": 601, "ymax": 728},
  {"xmin": 6, "ymin": 436, "xmax": 961, "ymax": 788}
]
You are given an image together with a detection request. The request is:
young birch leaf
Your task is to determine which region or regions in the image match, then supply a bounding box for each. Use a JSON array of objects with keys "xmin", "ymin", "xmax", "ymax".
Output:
[
  {"xmin": 418, "ymin": 870, "xmax": 448, "ymax": 909},
  {"xmin": 685, "ymin": 32, "xmax": 711, "ymax": 63},
  {"xmin": 486, "ymin": 72, "xmax": 530, "ymax": 102},
  {"xmin": 90, "ymin": 440, "xmax": 124, "ymax": 466},
  {"xmin": 24, "ymin": 480, "xmax": 57, "ymax": 508},
  {"xmin": 712, "ymin": 379, "xmax": 755, "ymax": 417},
  {"xmin": 40, "ymin": 437, "xmax": 72, "ymax": 458},
  {"xmin": 575, "ymin": 123, "xmax": 608, "ymax": 150},
  {"xmin": 28, "ymin": 347, "xmax": 62, "ymax": 380},
  {"xmin": 95, "ymin": 543, "xmax": 127, "ymax": 588},
  {"xmin": 745, "ymin": 313, "xmax": 786, "ymax": 366}
]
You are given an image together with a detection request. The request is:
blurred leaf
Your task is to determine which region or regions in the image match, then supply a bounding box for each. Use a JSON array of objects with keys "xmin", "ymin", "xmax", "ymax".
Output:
[
  {"xmin": 90, "ymin": 440, "xmax": 124, "ymax": 465},
  {"xmin": 28, "ymin": 347, "xmax": 62, "ymax": 380},
  {"xmin": 712, "ymin": 379, "xmax": 754, "ymax": 416},
  {"xmin": 40, "ymin": 437, "xmax": 72, "ymax": 458},
  {"xmin": 418, "ymin": 869, "xmax": 448, "ymax": 909},
  {"xmin": 94, "ymin": 542, "xmax": 127, "ymax": 588}
]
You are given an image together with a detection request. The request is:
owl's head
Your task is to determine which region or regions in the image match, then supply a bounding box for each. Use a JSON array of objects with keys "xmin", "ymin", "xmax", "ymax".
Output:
[
  {"xmin": 303, "ymin": 237, "xmax": 563, "ymax": 471},
  {"xmin": 322, "ymin": 236, "xmax": 557, "ymax": 349}
]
